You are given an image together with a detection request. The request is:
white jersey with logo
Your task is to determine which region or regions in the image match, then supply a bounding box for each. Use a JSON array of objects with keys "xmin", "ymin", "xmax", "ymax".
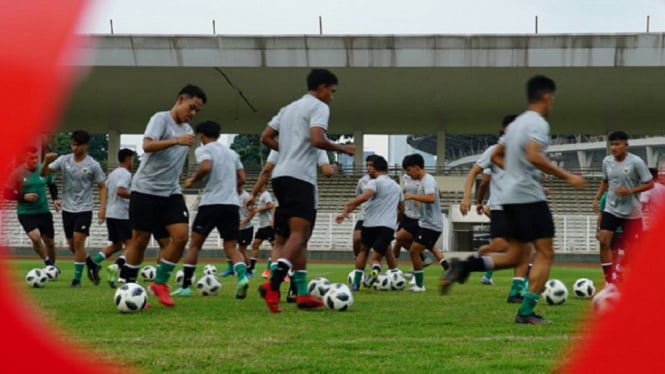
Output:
[
  {"xmin": 195, "ymin": 142, "xmax": 243, "ymax": 207},
  {"xmin": 602, "ymin": 152, "xmax": 652, "ymax": 219},
  {"xmin": 256, "ymin": 190, "xmax": 274, "ymax": 228},
  {"xmin": 402, "ymin": 173, "xmax": 421, "ymax": 219},
  {"xmin": 363, "ymin": 175, "xmax": 404, "ymax": 229},
  {"xmin": 48, "ymin": 154, "xmax": 105, "ymax": 213},
  {"xmin": 417, "ymin": 173, "xmax": 443, "ymax": 231}
]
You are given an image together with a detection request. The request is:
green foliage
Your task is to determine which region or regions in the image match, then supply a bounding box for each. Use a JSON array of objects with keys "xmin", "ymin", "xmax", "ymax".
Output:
[
  {"xmin": 51, "ymin": 132, "xmax": 109, "ymax": 170},
  {"xmin": 230, "ymin": 134, "xmax": 270, "ymax": 170},
  {"xmin": 11, "ymin": 259, "xmax": 601, "ymax": 373}
]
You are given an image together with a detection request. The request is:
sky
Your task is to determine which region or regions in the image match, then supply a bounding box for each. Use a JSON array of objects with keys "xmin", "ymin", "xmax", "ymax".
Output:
[{"xmin": 78, "ymin": 0, "xmax": 665, "ymax": 156}]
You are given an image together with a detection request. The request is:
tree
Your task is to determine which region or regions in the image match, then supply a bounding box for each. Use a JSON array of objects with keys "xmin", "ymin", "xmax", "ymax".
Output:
[
  {"xmin": 50, "ymin": 131, "xmax": 109, "ymax": 170},
  {"xmin": 230, "ymin": 134, "xmax": 270, "ymax": 170}
]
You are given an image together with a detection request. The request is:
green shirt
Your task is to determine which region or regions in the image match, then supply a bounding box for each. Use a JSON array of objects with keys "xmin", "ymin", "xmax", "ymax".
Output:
[{"xmin": 8, "ymin": 163, "xmax": 54, "ymax": 215}]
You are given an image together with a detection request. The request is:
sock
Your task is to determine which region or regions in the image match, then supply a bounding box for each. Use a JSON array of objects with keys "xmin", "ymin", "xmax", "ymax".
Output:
[
  {"xmin": 226, "ymin": 259, "xmax": 234, "ymax": 271},
  {"xmin": 292, "ymin": 270, "xmax": 308, "ymax": 296},
  {"xmin": 73, "ymin": 262, "xmax": 84, "ymax": 282},
  {"xmin": 371, "ymin": 264, "xmax": 381, "ymax": 274},
  {"xmin": 115, "ymin": 256, "xmax": 126, "ymax": 268},
  {"xmin": 119, "ymin": 263, "xmax": 139, "ymax": 283},
  {"xmin": 601, "ymin": 262, "xmax": 613, "ymax": 284},
  {"xmin": 353, "ymin": 270, "xmax": 364, "ymax": 288},
  {"xmin": 483, "ymin": 271, "xmax": 494, "ymax": 280},
  {"xmin": 233, "ymin": 262, "xmax": 248, "ymax": 280},
  {"xmin": 465, "ymin": 255, "xmax": 490, "ymax": 272},
  {"xmin": 155, "ymin": 259, "xmax": 177, "ymax": 285},
  {"xmin": 509, "ymin": 277, "xmax": 525, "ymax": 296},
  {"xmin": 249, "ymin": 257, "xmax": 257, "ymax": 272},
  {"xmin": 43, "ymin": 257, "xmax": 54, "ymax": 266},
  {"xmin": 93, "ymin": 252, "xmax": 106, "ymax": 265},
  {"xmin": 269, "ymin": 262, "xmax": 278, "ymax": 277},
  {"xmin": 266, "ymin": 258, "xmax": 272, "ymax": 270},
  {"xmin": 270, "ymin": 259, "xmax": 291, "ymax": 291},
  {"xmin": 518, "ymin": 291, "xmax": 540, "ymax": 316},
  {"xmin": 182, "ymin": 264, "xmax": 196, "ymax": 288},
  {"xmin": 414, "ymin": 270, "xmax": 424, "ymax": 287},
  {"xmin": 440, "ymin": 258, "xmax": 450, "ymax": 271}
]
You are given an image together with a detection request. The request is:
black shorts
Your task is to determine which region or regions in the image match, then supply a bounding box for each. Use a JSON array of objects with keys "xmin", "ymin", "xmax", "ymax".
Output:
[
  {"xmin": 152, "ymin": 224, "xmax": 170, "ymax": 240},
  {"xmin": 106, "ymin": 218, "xmax": 132, "ymax": 243},
  {"xmin": 129, "ymin": 192, "xmax": 189, "ymax": 233},
  {"xmin": 489, "ymin": 210, "xmax": 510, "ymax": 239},
  {"xmin": 254, "ymin": 226, "xmax": 275, "ymax": 241},
  {"xmin": 398, "ymin": 216, "xmax": 419, "ymax": 236},
  {"xmin": 62, "ymin": 211, "xmax": 92, "ymax": 238},
  {"xmin": 414, "ymin": 226, "xmax": 441, "ymax": 250},
  {"xmin": 238, "ymin": 227, "xmax": 253, "ymax": 246},
  {"xmin": 191, "ymin": 205, "xmax": 239, "ymax": 240},
  {"xmin": 272, "ymin": 176, "xmax": 316, "ymax": 224},
  {"xmin": 18, "ymin": 212, "xmax": 54, "ymax": 238},
  {"xmin": 354, "ymin": 220, "xmax": 364, "ymax": 231},
  {"xmin": 600, "ymin": 212, "xmax": 642, "ymax": 241},
  {"xmin": 360, "ymin": 226, "xmax": 394, "ymax": 255},
  {"xmin": 502, "ymin": 201, "xmax": 554, "ymax": 242}
]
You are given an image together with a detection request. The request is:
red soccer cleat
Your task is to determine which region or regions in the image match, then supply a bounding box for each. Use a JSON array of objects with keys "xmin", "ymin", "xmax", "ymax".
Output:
[
  {"xmin": 296, "ymin": 295, "xmax": 324, "ymax": 310},
  {"xmin": 258, "ymin": 281, "xmax": 281, "ymax": 313},
  {"xmin": 150, "ymin": 282, "xmax": 175, "ymax": 307}
]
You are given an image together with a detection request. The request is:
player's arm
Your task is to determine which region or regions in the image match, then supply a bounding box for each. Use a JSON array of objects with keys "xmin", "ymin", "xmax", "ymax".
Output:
[
  {"xmin": 257, "ymin": 200, "xmax": 274, "ymax": 212},
  {"xmin": 143, "ymin": 134, "xmax": 194, "ymax": 153},
  {"xmin": 310, "ymin": 127, "xmax": 355, "ymax": 156},
  {"xmin": 97, "ymin": 180, "xmax": 107, "ymax": 224},
  {"xmin": 460, "ymin": 164, "xmax": 483, "ymax": 215},
  {"xmin": 404, "ymin": 192, "xmax": 436, "ymax": 204},
  {"xmin": 336, "ymin": 189, "xmax": 374, "ymax": 223},
  {"xmin": 260, "ymin": 126, "xmax": 279, "ymax": 151},
  {"xmin": 247, "ymin": 162, "xmax": 274, "ymax": 208},
  {"xmin": 240, "ymin": 206, "xmax": 256, "ymax": 227},
  {"xmin": 614, "ymin": 180, "xmax": 653, "ymax": 197},
  {"xmin": 592, "ymin": 180, "xmax": 608, "ymax": 213},
  {"xmin": 46, "ymin": 178, "xmax": 61, "ymax": 211},
  {"xmin": 184, "ymin": 159, "xmax": 211, "ymax": 188},
  {"xmin": 116, "ymin": 186, "xmax": 131, "ymax": 199},
  {"xmin": 525, "ymin": 140, "xmax": 584, "ymax": 189},
  {"xmin": 490, "ymin": 143, "xmax": 505, "ymax": 169},
  {"xmin": 39, "ymin": 152, "xmax": 57, "ymax": 177},
  {"xmin": 320, "ymin": 163, "xmax": 338, "ymax": 177},
  {"xmin": 476, "ymin": 173, "xmax": 490, "ymax": 215},
  {"xmin": 397, "ymin": 201, "xmax": 405, "ymax": 222},
  {"xmin": 236, "ymin": 168, "xmax": 246, "ymax": 188}
]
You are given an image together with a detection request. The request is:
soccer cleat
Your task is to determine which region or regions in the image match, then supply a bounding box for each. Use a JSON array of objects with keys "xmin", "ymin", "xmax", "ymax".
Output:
[
  {"xmin": 246, "ymin": 271, "xmax": 254, "ymax": 279},
  {"xmin": 515, "ymin": 313, "xmax": 552, "ymax": 324},
  {"xmin": 286, "ymin": 286, "xmax": 297, "ymax": 303},
  {"xmin": 296, "ymin": 295, "xmax": 324, "ymax": 309},
  {"xmin": 506, "ymin": 294, "xmax": 524, "ymax": 303},
  {"xmin": 220, "ymin": 268, "xmax": 235, "ymax": 277},
  {"xmin": 170, "ymin": 287, "xmax": 192, "ymax": 297},
  {"xmin": 235, "ymin": 277, "xmax": 249, "ymax": 299},
  {"xmin": 261, "ymin": 269, "xmax": 271, "ymax": 279},
  {"xmin": 481, "ymin": 276, "xmax": 495, "ymax": 286},
  {"xmin": 438, "ymin": 258, "xmax": 469, "ymax": 295},
  {"xmin": 406, "ymin": 285, "xmax": 426, "ymax": 292},
  {"xmin": 403, "ymin": 272, "xmax": 414, "ymax": 280},
  {"xmin": 70, "ymin": 279, "xmax": 81, "ymax": 288},
  {"xmin": 107, "ymin": 264, "xmax": 119, "ymax": 289},
  {"xmin": 363, "ymin": 269, "xmax": 379, "ymax": 288},
  {"xmin": 351, "ymin": 284, "xmax": 360, "ymax": 292},
  {"xmin": 409, "ymin": 276, "xmax": 416, "ymax": 285},
  {"xmin": 258, "ymin": 281, "xmax": 281, "ymax": 313},
  {"xmin": 283, "ymin": 275, "xmax": 290, "ymax": 282},
  {"xmin": 150, "ymin": 282, "xmax": 175, "ymax": 307},
  {"xmin": 86, "ymin": 257, "xmax": 101, "ymax": 286}
]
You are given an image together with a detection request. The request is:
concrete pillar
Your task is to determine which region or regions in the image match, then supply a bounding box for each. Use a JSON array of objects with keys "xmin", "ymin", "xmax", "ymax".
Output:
[
  {"xmin": 107, "ymin": 129, "xmax": 120, "ymax": 172},
  {"xmin": 577, "ymin": 150, "xmax": 592, "ymax": 169},
  {"xmin": 436, "ymin": 130, "xmax": 446, "ymax": 174},
  {"xmin": 646, "ymin": 146, "xmax": 659, "ymax": 167},
  {"xmin": 353, "ymin": 130, "xmax": 364, "ymax": 173}
]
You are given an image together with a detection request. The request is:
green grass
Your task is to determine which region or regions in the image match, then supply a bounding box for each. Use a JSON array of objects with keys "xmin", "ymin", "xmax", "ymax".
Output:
[{"xmin": 10, "ymin": 258, "xmax": 601, "ymax": 373}]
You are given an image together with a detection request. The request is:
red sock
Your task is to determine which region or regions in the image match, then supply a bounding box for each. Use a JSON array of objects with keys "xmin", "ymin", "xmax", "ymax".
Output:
[{"xmin": 602, "ymin": 263, "xmax": 613, "ymax": 284}]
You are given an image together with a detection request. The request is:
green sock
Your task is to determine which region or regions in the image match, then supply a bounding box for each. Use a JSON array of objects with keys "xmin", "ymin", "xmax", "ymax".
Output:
[
  {"xmin": 518, "ymin": 291, "xmax": 540, "ymax": 316},
  {"xmin": 269, "ymin": 262, "xmax": 278, "ymax": 277},
  {"xmin": 522, "ymin": 279, "xmax": 530, "ymax": 293},
  {"xmin": 266, "ymin": 258, "xmax": 272, "ymax": 270},
  {"xmin": 154, "ymin": 260, "xmax": 176, "ymax": 284},
  {"xmin": 73, "ymin": 262, "xmax": 84, "ymax": 281},
  {"xmin": 353, "ymin": 270, "xmax": 364, "ymax": 288},
  {"xmin": 234, "ymin": 262, "xmax": 247, "ymax": 279},
  {"xmin": 292, "ymin": 270, "xmax": 308, "ymax": 296},
  {"xmin": 509, "ymin": 277, "xmax": 525, "ymax": 297},
  {"xmin": 483, "ymin": 271, "xmax": 493, "ymax": 279},
  {"xmin": 226, "ymin": 259, "xmax": 233, "ymax": 270},
  {"xmin": 93, "ymin": 252, "xmax": 105, "ymax": 265},
  {"xmin": 415, "ymin": 271, "xmax": 424, "ymax": 287}
]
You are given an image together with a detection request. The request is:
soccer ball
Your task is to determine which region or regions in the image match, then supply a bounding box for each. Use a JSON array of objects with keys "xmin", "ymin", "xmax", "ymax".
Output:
[
  {"xmin": 373, "ymin": 273, "xmax": 392, "ymax": 291},
  {"xmin": 572, "ymin": 278, "xmax": 596, "ymax": 299},
  {"xmin": 175, "ymin": 269, "xmax": 196, "ymax": 287},
  {"xmin": 196, "ymin": 274, "xmax": 222, "ymax": 296},
  {"xmin": 308, "ymin": 277, "xmax": 331, "ymax": 298},
  {"xmin": 43, "ymin": 265, "xmax": 60, "ymax": 281},
  {"xmin": 25, "ymin": 268, "xmax": 48, "ymax": 288},
  {"xmin": 592, "ymin": 285, "xmax": 621, "ymax": 316},
  {"xmin": 347, "ymin": 270, "xmax": 356, "ymax": 286},
  {"xmin": 389, "ymin": 271, "xmax": 407, "ymax": 290},
  {"xmin": 114, "ymin": 283, "xmax": 148, "ymax": 313},
  {"xmin": 203, "ymin": 264, "xmax": 218, "ymax": 277},
  {"xmin": 140, "ymin": 265, "xmax": 156, "ymax": 281},
  {"xmin": 324, "ymin": 283, "xmax": 354, "ymax": 311},
  {"xmin": 541, "ymin": 279, "xmax": 568, "ymax": 305}
]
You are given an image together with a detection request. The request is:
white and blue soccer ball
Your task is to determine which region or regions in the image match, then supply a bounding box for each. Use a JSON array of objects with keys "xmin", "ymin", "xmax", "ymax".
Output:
[
  {"xmin": 140, "ymin": 265, "xmax": 156, "ymax": 282},
  {"xmin": 25, "ymin": 268, "xmax": 48, "ymax": 288},
  {"xmin": 389, "ymin": 271, "xmax": 407, "ymax": 290},
  {"xmin": 203, "ymin": 264, "xmax": 218, "ymax": 277},
  {"xmin": 308, "ymin": 277, "xmax": 331, "ymax": 298},
  {"xmin": 324, "ymin": 283, "xmax": 354, "ymax": 311},
  {"xmin": 573, "ymin": 278, "xmax": 596, "ymax": 299},
  {"xmin": 347, "ymin": 270, "xmax": 356, "ymax": 286},
  {"xmin": 593, "ymin": 285, "xmax": 621, "ymax": 316},
  {"xmin": 43, "ymin": 265, "xmax": 60, "ymax": 281},
  {"xmin": 196, "ymin": 274, "xmax": 222, "ymax": 296},
  {"xmin": 541, "ymin": 279, "xmax": 568, "ymax": 305},
  {"xmin": 114, "ymin": 283, "xmax": 148, "ymax": 313},
  {"xmin": 175, "ymin": 269, "xmax": 196, "ymax": 287},
  {"xmin": 373, "ymin": 273, "xmax": 392, "ymax": 291}
]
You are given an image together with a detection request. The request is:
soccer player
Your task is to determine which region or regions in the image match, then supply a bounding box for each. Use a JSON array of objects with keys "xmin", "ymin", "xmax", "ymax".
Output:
[
  {"xmin": 118, "ymin": 84, "xmax": 206, "ymax": 307},
  {"xmin": 170, "ymin": 120, "xmax": 251, "ymax": 299},
  {"xmin": 336, "ymin": 155, "xmax": 404, "ymax": 291},
  {"xmin": 351, "ymin": 156, "xmax": 376, "ymax": 260},
  {"xmin": 4, "ymin": 146, "xmax": 60, "ymax": 267},
  {"xmin": 401, "ymin": 153, "xmax": 450, "ymax": 292},
  {"xmin": 640, "ymin": 168, "xmax": 664, "ymax": 234},
  {"xmin": 257, "ymin": 68, "xmax": 354, "ymax": 313},
  {"xmin": 40, "ymin": 130, "xmax": 107, "ymax": 288},
  {"xmin": 593, "ymin": 130, "xmax": 653, "ymax": 286},
  {"xmin": 440, "ymin": 75, "xmax": 585, "ymax": 324},
  {"xmin": 220, "ymin": 186, "xmax": 256, "ymax": 277},
  {"xmin": 246, "ymin": 183, "xmax": 275, "ymax": 278}
]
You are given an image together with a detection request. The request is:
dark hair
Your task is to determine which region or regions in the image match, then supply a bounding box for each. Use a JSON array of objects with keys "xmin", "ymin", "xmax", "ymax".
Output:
[
  {"xmin": 118, "ymin": 148, "xmax": 135, "ymax": 163},
  {"xmin": 195, "ymin": 120, "xmax": 221, "ymax": 139},
  {"xmin": 307, "ymin": 69, "xmax": 338, "ymax": 91},
  {"xmin": 365, "ymin": 154, "xmax": 379, "ymax": 163},
  {"xmin": 527, "ymin": 75, "xmax": 556, "ymax": 103},
  {"xmin": 608, "ymin": 131, "xmax": 629, "ymax": 142},
  {"xmin": 71, "ymin": 130, "xmax": 90, "ymax": 145},
  {"xmin": 372, "ymin": 155, "xmax": 388, "ymax": 172},
  {"xmin": 500, "ymin": 114, "xmax": 518, "ymax": 136},
  {"xmin": 24, "ymin": 146, "xmax": 38, "ymax": 154},
  {"xmin": 649, "ymin": 167, "xmax": 658, "ymax": 179},
  {"xmin": 402, "ymin": 153, "xmax": 424, "ymax": 169},
  {"xmin": 178, "ymin": 84, "xmax": 207, "ymax": 104}
]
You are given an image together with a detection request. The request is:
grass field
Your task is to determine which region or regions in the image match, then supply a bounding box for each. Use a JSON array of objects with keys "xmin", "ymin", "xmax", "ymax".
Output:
[{"xmin": 10, "ymin": 258, "xmax": 602, "ymax": 373}]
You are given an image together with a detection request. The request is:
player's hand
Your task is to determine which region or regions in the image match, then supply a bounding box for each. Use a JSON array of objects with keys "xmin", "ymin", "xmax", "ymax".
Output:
[
  {"xmin": 97, "ymin": 209, "xmax": 106, "ymax": 224},
  {"xmin": 245, "ymin": 194, "xmax": 255, "ymax": 208},
  {"xmin": 592, "ymin": 199, "xmax": 600, "ymax": 213},
  {"xmin": 52, "ymin": 199, "xmax": 61, "ymax": 212},
  {"xmin": 183, "ymin": 177, "xmax": 194, "ymax": 188},
  {"xmin": 342, "ymin": 145, "xmax": 355, "ymax": 156},
  {"xmin": 475, "ymin": 204, "xmax": 484, "ymax": 216},
  {"xmin": 23, "ymin": 193, "xmax": 38, "ymax": 202},
  {"xmin": 566, "ymin": 174, "xmax": 585, "ymax": 189},
  {"xmin": 335, "ymin": 213, "xmax": 347, "ymax": 224},
  {"xmin": 176, "ymin": 133, "xmax": 195, "ymax": 147},
  {"xmin": 614, "ymin": 186, "xmax": 632, "ymax": 197},
  {"xmin": 403, "ymin": 193, "xmax": 412, "ymax": 201},
  {"xmin": 43, "ymin": 152, "xmax": 57, "ymax": 163},
  {"xmin": 459, "ymin": 197, "xmax": 471, "ymax": 215}
]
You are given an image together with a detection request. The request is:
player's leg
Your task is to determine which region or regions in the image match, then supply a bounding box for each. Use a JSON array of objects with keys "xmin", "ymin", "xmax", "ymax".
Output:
[
  {"xmin": 598, "ymin": 212, "xmax": 620, "ymax": 286},
  {"xmin": 171, "ymin": 230, "xmax": 205, "ymax": 296}
]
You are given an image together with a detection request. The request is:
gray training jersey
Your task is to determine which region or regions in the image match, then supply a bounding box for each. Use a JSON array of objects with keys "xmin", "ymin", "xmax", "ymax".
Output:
[
  {"xmin": 501, "ymin": 111, "xmax": 549, "ymax": 205},
  {"xmin": 602, "ymin": 152, "xmax": 652, "ymax": 219},
  {"xmin": 195, "ymin": 142, "xmax": 243, "ymax": 207},
  {"xmin": 266, "ymin": 149, "xmax": 329, "ymax": 209},
  {"xmin": 363, "ymin": 174, "xmax": 404, "ymax": 230},
  {"xmin": 132, "ymin": 111, "xmax": 193, "ymax": 197},
  {"xmin": 105, "ymin": 167, "xmax": 131, "ymax": 219},
  {"xmin": 256, "ymin": 190, "xmax": 274, "ymax": 228},
  {"xmin": 238, "ymin": 190, "xmax": 253, "ymax": 230},
  {"xmin": 476, "ymin": 143, "xmax": 506, "ymax": 211},
  {"xmin": 402, "ymin": 173, "xmax": 421, "ymax": 219},
  {"xmin": 269, "ymin": 94, "xmax": 330, "ymax": 187},
  {"xmin": 355, "ymin": 174, "xmax": 371, "ymax": 220},
  {"xmin": 417, "ymin": 173, "xmax": 443, "ymax": 231},
  {"xmin": 48, "ymin": 154, "xmax": 105, "ymax": 213}
]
